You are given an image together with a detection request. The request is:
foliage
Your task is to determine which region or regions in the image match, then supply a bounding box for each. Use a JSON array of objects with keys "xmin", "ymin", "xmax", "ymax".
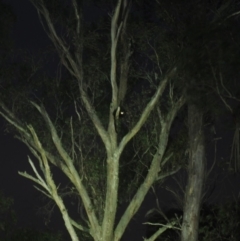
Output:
[
  {"xmin": 145, "ymin": 200, "xmax": 240, "ymax": 241},
  {"xmin": 0, "ymin": 191, "xmax": 62, "ymax": 241},
  {"xmin": 0, "ymin": 191, "xmax": 16, "ymax": 238},
  {"xmin": 6, "ymin": 228, "xmax": 63, "ymax": 241},
  {"xmin": 199, "ymin": 201, "xmax": 240, "ymax": 241},
  {"xmin": 145, "ymin": 208, "xmax": 182, "ymax": 241}
]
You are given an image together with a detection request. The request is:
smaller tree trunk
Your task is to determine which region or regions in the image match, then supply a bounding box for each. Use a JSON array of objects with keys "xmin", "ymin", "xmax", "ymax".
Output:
[{"xmin": 181, "ymin": 103, "xmax": 205, "ymax": 241}]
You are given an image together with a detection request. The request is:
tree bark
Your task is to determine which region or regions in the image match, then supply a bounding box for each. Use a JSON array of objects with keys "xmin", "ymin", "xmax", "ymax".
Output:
[{"xmin": 181, "ymin": 103, "xmax": 205, "ymax": 241}]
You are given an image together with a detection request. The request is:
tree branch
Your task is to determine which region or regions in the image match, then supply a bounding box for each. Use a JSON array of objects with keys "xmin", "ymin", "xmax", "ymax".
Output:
[
  {"xmin": 114, "ymin": 93, "xmax": 185, "ymax": 240},
  {"xmin": 143, "ymin": 220, "xmax": 179, "ymax": 241},
  {"xmin": 118, "ymin": 67, "xmax": 177, "ymax": 154},
  {"xmin": 26, "ymin": 125, "xmax": 79, "ymax": 241},
  {"xmin": 30, "ymin": 102, "xmax": 101, "ymax": 239},
  {"xmin": 30, "ymin": 0, "xmax": 110, "ymax": 151}
]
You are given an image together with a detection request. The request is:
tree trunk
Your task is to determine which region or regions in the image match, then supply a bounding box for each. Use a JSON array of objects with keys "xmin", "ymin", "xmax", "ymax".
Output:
[{"xmin": 181, "ymin": 103, "xmax": 205, "ymax": 241}]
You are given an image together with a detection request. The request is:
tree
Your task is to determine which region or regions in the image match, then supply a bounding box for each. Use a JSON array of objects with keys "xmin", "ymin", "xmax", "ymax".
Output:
[
  {"xmin": 140, "ymin": 1, "xmax": 240, "ymax": 241},
  {"xmin": 181, "ymin": 104, "xmax": 205, "ymax": 241},
  {"xmin": 0, "ymin": 1, "xmax": 185, "ymax": 241},
  {"xmin": 180, "ymin": 1, "xmax": 240, "ymax": 239},
  {"xmin": 1, "ymin": 0, "xmax": 239, "ymax": 240},
  {"xmin": 145, "ymin": 208, "xmax": 182, "ymax": 241},
  {"xmin": 146, "ymin": 200, "xmax": 240, "ymax": 241}
]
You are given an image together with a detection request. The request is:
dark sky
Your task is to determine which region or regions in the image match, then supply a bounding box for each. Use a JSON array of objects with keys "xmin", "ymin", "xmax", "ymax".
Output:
[
  {"xmin": 5, "ymin": 0, "xmax": 48, "ymax": 50},
  {"xmin": 1, "ymin": 0, "xmax": 240, "ymax": 241}
]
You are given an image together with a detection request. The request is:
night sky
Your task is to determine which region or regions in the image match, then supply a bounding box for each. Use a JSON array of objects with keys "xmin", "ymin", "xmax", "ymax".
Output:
[{"xmin": 0, "ymin": 1, "xmax": 240, "ymax": 240}]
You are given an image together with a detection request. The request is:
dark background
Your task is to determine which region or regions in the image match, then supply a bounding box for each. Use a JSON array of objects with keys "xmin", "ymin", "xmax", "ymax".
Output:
[{"xmin": 0, "ymin": 0, "xmax": 240, "ymax": 240}]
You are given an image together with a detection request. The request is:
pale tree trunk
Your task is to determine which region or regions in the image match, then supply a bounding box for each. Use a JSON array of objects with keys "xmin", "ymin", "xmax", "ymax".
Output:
[{"xmin": 181, "ymin": 103, "xmax": 205, "ymax": 241}]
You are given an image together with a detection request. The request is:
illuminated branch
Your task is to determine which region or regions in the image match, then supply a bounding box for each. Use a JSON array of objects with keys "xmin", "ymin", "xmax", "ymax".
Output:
[
  {"xmin": 30, "ymin": 101, "xmax": 101, "ymax": 238},
  {"xmin": 30, "ymin": 0, "xmax": 110, "ymax": 151},
  {"xmin": 118, "ymin": 67, "xmax": 178, "ymax": 154},
  {"xmin": 114, "ymin": 93, "xmax": 185, "ymax": 240},
  {"xmin": 22, "ymin": 126, "xmax": 79, "ymax": 241}
]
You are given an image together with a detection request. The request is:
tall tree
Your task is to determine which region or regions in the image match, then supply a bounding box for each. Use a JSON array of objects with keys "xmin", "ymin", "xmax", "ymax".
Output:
[
  {"xmin": 181, "ymin": 104, "xmax": 205, "ymax": 241},
  {"xmin": 181, "ymin": 1, "xmax": 240, "ymax": 239},
  {"xmin": 0, "ymin": 1, "xmax": 185, "ymax": 241},
  {"xmin": 142, "ymin": 1, "xmax": 240, "ymax": 241}
]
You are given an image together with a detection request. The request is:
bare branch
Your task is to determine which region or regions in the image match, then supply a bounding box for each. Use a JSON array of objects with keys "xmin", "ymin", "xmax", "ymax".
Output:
[
  {"xmin": 71, "ymin": 0, "xmax": 83, "ymax": 67},
  {"xmin": 225, "ymin": 10, "xmax": 240, "ymax": 20},
  {"xmin": 143, "ymin": 220, "xmax": 180, "ymax": 230},
  {"xmin": 18, "ymin": 170, "xmax": 49, "ymax": 191},
  {"xmin": 28, "ymin": 156, "xmax": 48, "ymax": 188},
  {"xmin": 114, "ymin": 93, "xmax": 185, "ymax": 239},
  {"xmin": 143, "ymin": 220, "xmax": 179, "ymax": 241},
  {"xmin": 31, "ymin": 1, "xmax": 78, "ymax": 77},
  {"xmin": 118, "ymin": 67, "xmax": 177, "ymax": 153},
  {"xmin": 0, "ymin": 102, "xmax": 30, "ymax": 138},
  {"xmin": 210, "ymin": 64, "xmax": 233, "ymax": 113},
  {"xmin": 157, "ymin": 166, "xmax": 181, "ymax": 181},
  {"xmin": 110, "ymin": 0, "xmax": 122, "ymax": 106},
  {"xmin": 33, "ymin": 185, "xmax": 52, "ymax": 199},
  {"xmin": 79, "ymin": 90, "xmax": 110, "ymax": 149},
  {"xmin": 72, "ymin": 0, "xmax": 80, "ymax": 36},
  {"xmin": 216, "ymin": 78, "xmax": 233, "ymax": 113},
  {"xmin": 26, "ymin": 125, "xmax": 80, "ymax": 241},
  {"xmin": 147, "ymin": 40, "xmax": 163, "ymax": 76},
  {"xmin": 29, "ymin": 102, "xmax": 101, "ymax": 238},
  {"xmin": 70, "ymin": 217, "xmax": 89, "ymax": 232},
  {"xmin": 30, "ymin": 101, "xmax": 74, "ymax": 166},
  {"xmin": 70, "ymin": 117, "xmax": 76, "ymax": 162},
  {"xmin": 110, "ymin": 0, "xmax": 131, "ymax": 106},
  {"xmin": 30, "ymin": 0, "xmax": 110, "ymax": 151}
]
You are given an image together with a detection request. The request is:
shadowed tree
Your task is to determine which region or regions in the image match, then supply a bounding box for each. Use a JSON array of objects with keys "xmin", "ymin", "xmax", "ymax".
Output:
[{"xmin": 138, "ymin": 1, "xmax": 240, "ymax": 241}]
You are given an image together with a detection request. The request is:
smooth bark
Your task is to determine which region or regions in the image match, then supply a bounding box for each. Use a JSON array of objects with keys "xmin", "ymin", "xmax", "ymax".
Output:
[{"xmin": 181, "ymin": 103, "xmax": 205, "ymax": 241}]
